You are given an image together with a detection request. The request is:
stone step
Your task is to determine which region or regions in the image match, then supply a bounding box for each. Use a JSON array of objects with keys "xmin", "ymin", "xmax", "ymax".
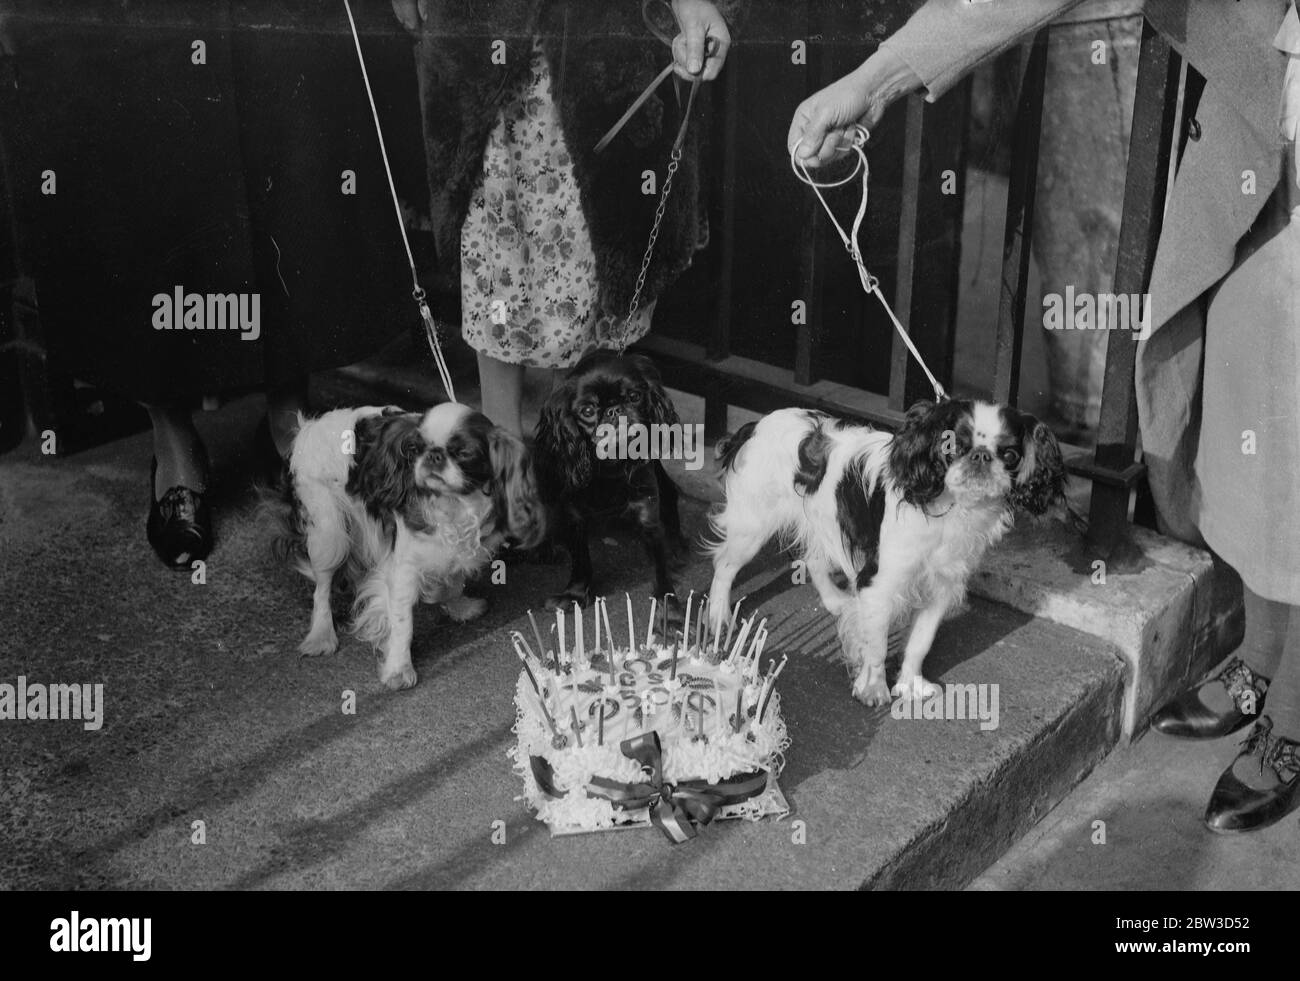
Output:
[
  {"xmin": 306, "ymin": 365, "xmax": 1138, "ymax": 888},
  {"xmin": 0, "ymin": 400, "xmax": 1124, "ymax": 888},
  {"xmin": 313, "ymin": 360, "xmax": 1240, "ymax": 884}
]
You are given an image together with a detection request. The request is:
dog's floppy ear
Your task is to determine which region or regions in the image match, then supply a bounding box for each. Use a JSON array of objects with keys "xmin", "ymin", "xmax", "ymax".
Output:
[
  {"xmin": 716, "ymin": 420, "xmax": 757, "ymax": 474},
  {"xmin": 628, "ymin": 354, "xmax": 678, "ymax": 427},
  {"xmin": 489, "ymin": 427, "xmax": 546, "ymax": 549},
  {"xmin": 535, "ymin": 375, "xmax": 594, "ymax": 490},
  {"xmin": 889, "ymin": 399, "xmax": 954, "ymax": 507},
  {"xmin": 347, "ymin": 411, "xmax": 420, "ymax": 518},
  {"xmin": 1008, "ymin": 414, "xmax": 1067, "ymax": 516}
]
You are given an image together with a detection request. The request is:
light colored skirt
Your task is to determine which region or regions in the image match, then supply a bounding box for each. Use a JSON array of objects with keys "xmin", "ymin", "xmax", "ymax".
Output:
[{"xmin": 1197, "ymin": 149, "xmax": 1300, "ymax": 603}]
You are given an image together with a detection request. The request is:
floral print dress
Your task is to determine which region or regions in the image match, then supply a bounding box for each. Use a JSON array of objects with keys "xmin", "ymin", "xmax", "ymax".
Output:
[{"xmin": 460, "ymin": 41, "xmax": 655, "ymax": 369}]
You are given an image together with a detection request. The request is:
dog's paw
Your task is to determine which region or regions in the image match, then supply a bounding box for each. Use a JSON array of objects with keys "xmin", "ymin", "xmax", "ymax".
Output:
[
  {"xmin": 442, "ymin": 596, "xmax": 488, "ymax": 623},
  {"xmin": 852, "ymin": 671, "xmax": 892, "ymax": 707},
  {"xmin": 298, "ymin": 625, "xmax": 338, "ymax": 658},
  {"xmin": 379, "ymin": 662, "xmax": 418, "ymax": 691},
  {"xmin": 892, "ymin": 675, "xmax": 942, "ymax": 701},
  {"xmin": 544, "ymin": 586, "xmax": 594, "ymax": 610}
]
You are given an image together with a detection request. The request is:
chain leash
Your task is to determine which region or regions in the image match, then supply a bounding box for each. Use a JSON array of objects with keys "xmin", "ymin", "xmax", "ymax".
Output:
[{"xmin": 618, "ymin": 147, "xmax": 683, "ymax": 352}]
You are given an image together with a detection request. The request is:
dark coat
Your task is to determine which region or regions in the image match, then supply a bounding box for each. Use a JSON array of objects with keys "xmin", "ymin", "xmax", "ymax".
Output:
[
  {"xmin": 414, "ymin": 0, "xmax": 740, "ymax": 318},
  {"xmin": 3, "ymin": 1, "xmax": 420, "ymax": 404}
]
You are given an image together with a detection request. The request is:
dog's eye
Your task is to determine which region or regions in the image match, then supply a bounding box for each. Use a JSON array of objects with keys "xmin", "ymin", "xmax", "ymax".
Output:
[
  {"xmin": 626, "ymin": 391, "xmax": 643, "ymax": 404},
  {"xmin": 578, "ymin": 404, "xmax": 597, "ymax": 421},
  {"xmin": 999, "ymin": 447, "xmax": 1021, "ymax": 469}
]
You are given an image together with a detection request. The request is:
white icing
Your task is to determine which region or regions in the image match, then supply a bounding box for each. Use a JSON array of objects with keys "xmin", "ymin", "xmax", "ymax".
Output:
[{"xmin": 511, "ymin": 634, "xmax": 791, "ymax": 833}]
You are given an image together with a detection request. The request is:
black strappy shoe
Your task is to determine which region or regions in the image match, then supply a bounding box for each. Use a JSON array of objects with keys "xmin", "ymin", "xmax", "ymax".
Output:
[
  {"xmin": 1204, "ymin": 716, "xmax": 1300, "ymax": 834},
  {"xmin": 1150, "ymin": 657, "xmax": 1268, "ymax": 739},
  {"xmin": 147, "ymin": 457, "xmax": 212, "ymax": 570}
]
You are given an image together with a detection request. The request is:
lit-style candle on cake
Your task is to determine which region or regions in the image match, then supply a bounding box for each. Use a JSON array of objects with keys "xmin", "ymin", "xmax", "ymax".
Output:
[
  {"xmin": 509, "ymin": 595, "xmax": 791, "ymax": 838},
  {"xmin": 573, "ymin": 601, "xmax": 584, "ymax": 667},
  {"xmin": 645, "ymin": 596, "xmax": 656, "ymax": 650},
  {"xmin": 694, "ymin": 595, "xmax": 707, "ymax": 664},
  {"xmin": 528, "ymin": 609, "xmax": 552, "ymax": 672},
  {"xmin": 625, "ymin": 593, "xmax": 636, "ymax": 658},
  {"xmin": 723, "ymin": 600, "xmax": 741, "ymax": 656}
]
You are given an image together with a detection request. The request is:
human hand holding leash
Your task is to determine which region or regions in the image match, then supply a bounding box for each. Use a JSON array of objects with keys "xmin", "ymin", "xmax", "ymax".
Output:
[
  {"xmin": 787, "ymin": 47, "xmax": 922, "ymax": 168},
  {"xmin": 669, "ymin": 0, "xmax": 731, "ymax": 81}
]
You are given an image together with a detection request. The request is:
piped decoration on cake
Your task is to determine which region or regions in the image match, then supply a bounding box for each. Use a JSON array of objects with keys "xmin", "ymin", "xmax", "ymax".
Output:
[{"xmin": 509, "ymin": 591, "xmax": 791, "ymax": 841}]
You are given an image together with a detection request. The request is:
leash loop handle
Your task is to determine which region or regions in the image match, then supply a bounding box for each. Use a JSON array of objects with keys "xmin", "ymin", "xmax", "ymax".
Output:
[{"xmin": 790, "ymin": 125, "xmax": 946, "ymax": 404}]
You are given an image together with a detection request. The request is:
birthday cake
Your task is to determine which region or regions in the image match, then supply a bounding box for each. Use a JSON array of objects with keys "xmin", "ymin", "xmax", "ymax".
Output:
[{"xmin": 509, "ymin": 594, "xmax": 791, "ymax": 841}]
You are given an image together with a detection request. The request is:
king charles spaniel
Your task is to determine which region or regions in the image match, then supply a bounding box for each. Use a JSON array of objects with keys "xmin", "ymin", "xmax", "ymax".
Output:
[
  {"xmin": 534, "ymin": 351, "xmax": 684, "ymax": 611},
  {"xmin": 706, "ymin": 399, "xmax": 1066, "ymax": 706},
  {"xmin": 279, "ymin": 403, "xmax": 543, "ymax": 690}
]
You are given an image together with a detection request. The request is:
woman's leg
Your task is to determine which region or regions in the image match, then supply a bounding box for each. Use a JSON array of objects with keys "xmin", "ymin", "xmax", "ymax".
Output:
[
  {"xmin": 526, "ymin": 366, "xmax": 560, "ymax": 433},
  {"xmin": 1240, "ymin": 587, "xmax": 1290, "ymax": 676},
  {"xmin": 1258, "ymin": 616, "xmax": 1300, "ymax": 742},
  {"xmin": 1151, "ymin": 584, "xmax": 1282, "ymax": 737},
  {"xmin": 477, "ymin": 352, "xmax": 526, "ymax": 437},
  {"xmin": 1207, "ymin": 601, "xmax": 1300, "ymax": 806},
  {"xmin": 145, "ymin": 402, "xmax": 213, "ymax": 568},
  {"xmin": 1203, "ymin": 594, "xmax": 1300, "ymax": 832},
  {"xmin": 1196, "ymin": 586, "xmax": 1288, "ymax": 715},
  {"xmin": 147, "ymin": 403, "xmax": 207, "ymax": 495}
]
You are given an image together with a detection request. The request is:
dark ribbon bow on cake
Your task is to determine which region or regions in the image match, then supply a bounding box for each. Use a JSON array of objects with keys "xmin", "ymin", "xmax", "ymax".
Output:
[{"xmin": 531, "ymin": 731, "xmax": 769, "ymax": 844}]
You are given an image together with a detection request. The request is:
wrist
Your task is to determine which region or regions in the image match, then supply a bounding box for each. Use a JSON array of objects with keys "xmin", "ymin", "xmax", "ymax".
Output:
[{"xmin": 853, "ymin": 46, "xmax": 924, "ymax": 116}]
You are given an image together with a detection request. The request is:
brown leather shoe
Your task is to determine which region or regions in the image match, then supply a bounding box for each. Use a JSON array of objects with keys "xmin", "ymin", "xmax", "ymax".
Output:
[{"xmin": 1151, "ymin": 657, "xmax": 1268, "ymax": 739}]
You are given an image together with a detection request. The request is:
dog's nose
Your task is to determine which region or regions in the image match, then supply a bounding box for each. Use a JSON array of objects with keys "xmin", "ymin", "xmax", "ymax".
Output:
[{"xmin": 969, "ymin": 448, "xmax": 992, "ymax": 466}]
